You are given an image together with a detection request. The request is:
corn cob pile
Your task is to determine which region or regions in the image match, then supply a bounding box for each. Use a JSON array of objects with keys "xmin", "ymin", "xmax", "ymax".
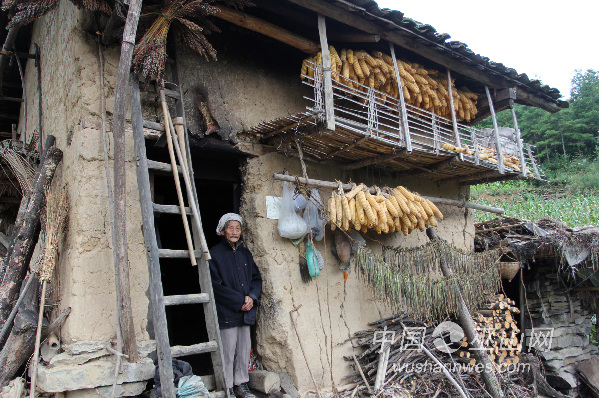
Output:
[
  {"xmin": 328, "ymin": 184, "xmax": 443, "ymax": 235},
  {"xmin": 301, "ymin": 46, "xmax": 478, "ymax": 122},
  {"xmin": 441, "ymin": 143, "xmax": 534, "ymax": 175}
]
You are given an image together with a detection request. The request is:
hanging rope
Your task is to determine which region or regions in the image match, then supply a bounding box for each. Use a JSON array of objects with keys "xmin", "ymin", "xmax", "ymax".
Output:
[{"xmin": 354, "ymin": 240, "xmax": 501, "ymax": 321}]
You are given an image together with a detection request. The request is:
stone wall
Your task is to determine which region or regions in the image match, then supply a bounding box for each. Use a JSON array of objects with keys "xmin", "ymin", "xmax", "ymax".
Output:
[
  {"xmin": 240, "ymin": 152, "xmax": 473, "ymax": 393},
  {"xmin": 523, "ymin": 264, "xmax": 598, "ymax": 393}
]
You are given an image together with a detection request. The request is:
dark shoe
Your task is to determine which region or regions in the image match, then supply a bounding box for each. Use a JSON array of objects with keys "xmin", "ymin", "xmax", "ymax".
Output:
[
  {"xmin": 228, "ymin": 388, "xmax": 235, "ymax": 397},
  {"xmin": 233, "ymin": 383, "xmax": 255, "ymax": 398}
]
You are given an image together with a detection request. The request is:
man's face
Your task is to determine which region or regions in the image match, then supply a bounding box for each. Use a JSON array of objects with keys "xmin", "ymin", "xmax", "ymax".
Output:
[{"xmin": 223, "ymin": 221, "xmax": 242, "ymax": 244}]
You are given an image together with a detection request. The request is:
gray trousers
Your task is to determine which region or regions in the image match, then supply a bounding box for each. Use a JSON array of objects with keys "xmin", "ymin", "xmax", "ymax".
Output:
[{"xmin": 220, "ymin": 325, "xmax": 251, "ymax": 388}]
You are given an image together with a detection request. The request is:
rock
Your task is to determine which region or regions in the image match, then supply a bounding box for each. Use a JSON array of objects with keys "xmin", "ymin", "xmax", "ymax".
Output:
[
  {"xmin": 63, "ymin": 341, "xmax": 108, "ymax": 356},
  {"xmin": 0, "ymin": 378, "xmax": 25, "ymax": 398},
  {"xmin": 36, "ymin": 357, "xmax": 154, "ymax": 393},
  {"xmin": 249, "ymin": 371, "xmax": 280, "ymax": 394},
  {"xmin": 61, "ymin": 382, "xmax": 147, "ymax": 398}
]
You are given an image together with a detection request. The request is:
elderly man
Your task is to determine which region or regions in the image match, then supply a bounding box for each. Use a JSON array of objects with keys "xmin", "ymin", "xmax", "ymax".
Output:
[{"xmin": 209, "ymin": 213, "xmax": 262, "ymax": 398}]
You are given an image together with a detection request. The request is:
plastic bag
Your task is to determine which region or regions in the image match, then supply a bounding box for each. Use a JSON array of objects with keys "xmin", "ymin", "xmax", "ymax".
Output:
[
  {"xmin": 303, "ymin": 188, "xmax": 325, "ymax": 241},
  {"xmin": 293, "ymin": 194, "xmax": 307, "ymax": 213},
  {"xmin": 278, "ymin": 182, "xmax": 309, "ymax": 240},
  {"xmin": 306, "ymin": 241, "xmax": 320, "ymax": 277},
  {"xmin": 314, "ymin": 246, "xmax": 325, "ymax": 271},
  {"xmin": 176, "ymin": 375, "xmax": 209, "ymax": 398}
]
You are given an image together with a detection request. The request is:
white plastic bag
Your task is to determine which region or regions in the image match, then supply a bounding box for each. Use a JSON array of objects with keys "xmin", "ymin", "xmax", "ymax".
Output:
[
  {"xmin": 303, "ymin": 188, "xmax": 325, "ymax": 241},
  {"xmin": 293, "ymin": 194, "xmax": 307, "ymax": 213},
  {"xmin": 278, "ymin": 182, "xmax": 309, "ymax": 239}
]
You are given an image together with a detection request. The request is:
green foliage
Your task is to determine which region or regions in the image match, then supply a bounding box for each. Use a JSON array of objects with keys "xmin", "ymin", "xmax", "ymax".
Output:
[
  {"xmin": 471, "ymin": 157, "xmax": 599, "ymax": 226},
  {"xmin": 476, "ymin": 69, "xmax": 599, "ymax": 163}
]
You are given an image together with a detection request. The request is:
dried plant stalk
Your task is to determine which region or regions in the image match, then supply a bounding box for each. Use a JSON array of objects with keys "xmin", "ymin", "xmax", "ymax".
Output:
[{"xmin": 39, "ymin": 184, "xmax": 69, "ymax": 282}]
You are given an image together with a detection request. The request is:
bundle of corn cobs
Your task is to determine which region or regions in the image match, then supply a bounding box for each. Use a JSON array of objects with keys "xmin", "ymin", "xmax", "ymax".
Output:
[
  {"xmin": 328, "ymin": 184, "xmax": 443, "ymax": 235},
  {"xmin": 301, "ymin": 46, "xmax": 478, "ymax": 122},
  {"xmin": 441, "ymin": 143, "xmax": 533, "ymax": 175}
]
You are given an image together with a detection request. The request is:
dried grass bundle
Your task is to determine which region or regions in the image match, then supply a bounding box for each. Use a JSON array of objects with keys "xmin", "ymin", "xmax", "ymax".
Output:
[
  {"xmin": 3, "ymin": 0, "xmax": 111, "ymax": 28},
  {"xmin": 354, "ymin": 239, "xmax": 502, "ymax": 321},
  {"xmin": 133, "ymin": 0, "xmax": 253, "ymax": 82},
  {"xmin": 39, "ymin": 184, "xmax": 69, "ymax": 282}
]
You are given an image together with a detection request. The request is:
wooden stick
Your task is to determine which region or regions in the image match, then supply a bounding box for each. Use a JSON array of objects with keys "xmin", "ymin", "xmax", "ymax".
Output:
[
  {"xmin": 111, "ymin": 0, "xmax": 143, "ymax": 364},
  {"xmin": 159, "ymin": 89, "xmax": 197, "ymax": 266},
  {"xmin": 28, "ymin": 281, "xmax": 46, "ymax": 398},
  {"xmin": 352, "ymin": 354, "xmax": 373, "ymax": 394},
  {"xmin": 427, "ymin": 227, "xmax": 504, "ymax": 398},
  {"xmin": 272, "ymin": 173, "xmax": 505, "ymax": 214}
]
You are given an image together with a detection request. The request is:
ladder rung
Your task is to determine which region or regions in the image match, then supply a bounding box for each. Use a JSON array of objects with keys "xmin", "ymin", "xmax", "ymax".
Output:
[
  {"xmin": 147, "ymin": 159, "xmax": 182, "ymax": 174},
  {"xmin": 158, "ymin": 249, "xmax": 202, "ymax": 258},
  {"xmin": 153, "ymin": 203, "xmax": 192, "ymax": 215},
  {"xmin": 171, "ymin": 341, "xmax": 218, "ymax": 357},
  {"xmin": 163, "ymin": 293, "xmax": 210, "ymax": 306}
]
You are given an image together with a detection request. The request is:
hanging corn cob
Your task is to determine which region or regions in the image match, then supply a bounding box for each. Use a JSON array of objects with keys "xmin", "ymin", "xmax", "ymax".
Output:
[
  {"xmin": 301, "ymin": 46, "xmax": 479, "ymax": 122},
  {"xmin": 440, "ymin": 143, "xmax": 535, "ymax": 176},
  {"xmin": 327, "ymin": 183, "xmax": 443, "ymax": 235}
]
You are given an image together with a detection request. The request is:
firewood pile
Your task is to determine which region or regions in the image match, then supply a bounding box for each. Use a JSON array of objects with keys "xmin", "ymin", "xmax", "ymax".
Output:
[
  {"xmin": 469, "ymin": 294, "xmax": 522, "ymax": 370},
  {"xmin": 342, "ymin": 313, "xmax": 536, "ymax": 398}
]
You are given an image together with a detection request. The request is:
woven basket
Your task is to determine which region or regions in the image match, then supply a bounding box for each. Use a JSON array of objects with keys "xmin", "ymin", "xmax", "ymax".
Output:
[{"xmin": 500, "ymin": 262, "xmax": 520, "ymax": 282}]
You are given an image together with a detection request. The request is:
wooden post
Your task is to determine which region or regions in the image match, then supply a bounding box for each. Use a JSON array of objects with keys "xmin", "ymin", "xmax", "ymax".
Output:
[
  {"xmin": 426, "ymin": 228, "xmax": 504, "ymax": 398},
  {"xmin": 509, "ymin": 98, "xmax": 527, "ymax": 177},
  {"xmin": 389, "ymin": 43, "xmax": 411, "ymax": 152},
  {"xmin": 0, "ymin": 142, "xmax": 62, "ymax": 330},
  {"xmin": 111, "ymin": 0, "xmax": 143, "ymax": 364},
  {"xmin": 317, "ymin": 14, "xmax": 335, "ymax": 131},
  {"xmin": 525, "ymin": 144, "xmax": 540, "ymax": 178},
  {"xmin": 485, "ymin": 86, "xmax": 504, "ymax": 174},
  {"xmin": 446, "ymin": 69, "xmax": 463, "ymax": 161},
  {"xmin": 130, "ymin": 76, "xmax": 176, "ymax": 398}
]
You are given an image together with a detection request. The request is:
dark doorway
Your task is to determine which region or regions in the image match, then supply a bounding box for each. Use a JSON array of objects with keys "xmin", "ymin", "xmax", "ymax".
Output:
[{"xmin": 148, "ymin": 142, "xmax": 242, "ymax": 375}]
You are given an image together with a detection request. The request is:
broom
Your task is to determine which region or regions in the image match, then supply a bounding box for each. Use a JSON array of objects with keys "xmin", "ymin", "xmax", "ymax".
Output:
[{"xmin": 29, "ymin": 184, "xmax": 69, "ymax": 398}]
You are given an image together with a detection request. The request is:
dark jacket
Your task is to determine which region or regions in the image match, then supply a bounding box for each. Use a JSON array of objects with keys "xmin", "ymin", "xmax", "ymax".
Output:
[{"xmin": 209, "ymin": 238, "xmax": 262, "ymax": 329}]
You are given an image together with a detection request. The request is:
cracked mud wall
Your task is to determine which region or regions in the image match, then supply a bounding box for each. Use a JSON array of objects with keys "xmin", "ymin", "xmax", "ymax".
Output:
[
  {"xmin": 21, "ymin": 0, "xmax": 150, "ymax": 345},
  {"xmin": 240, "ymin": 153, "xmax": 473, "ymax": 394}
]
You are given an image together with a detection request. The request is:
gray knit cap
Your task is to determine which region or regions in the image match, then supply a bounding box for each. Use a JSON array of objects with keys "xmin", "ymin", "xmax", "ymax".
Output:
[{"xmin": 216, "ymin": 213, "xmax": 243, "ymax": 236}]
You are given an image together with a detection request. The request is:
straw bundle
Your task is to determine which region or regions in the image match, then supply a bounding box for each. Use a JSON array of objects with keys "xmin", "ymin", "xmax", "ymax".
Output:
[
  {"xmin": 132, "ymin": 0, "xmax": 253, "ymax": 82},
  {"xmin": 3, "ymin": 0, "xmax": 111, "ymax": 29},
  {"xmin": 354, "ymin": 239, "xmax": 501, "ymax": 321},
  {"xmin": 0, "ymin": 148, "xmax": 36, "ymax": 195},
  {"xmin": 39, "ymin": 184, "xmax": 69, "ymax": 282}
]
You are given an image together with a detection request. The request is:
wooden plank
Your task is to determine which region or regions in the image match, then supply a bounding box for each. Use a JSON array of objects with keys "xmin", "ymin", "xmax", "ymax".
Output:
[
  {"xmin": 164, "ymin": 293, "xmax": 210, "ymax": 306},
  {"xmin": 171, "ymin": 341, "xmax": 218, "ymax": 357},
  {"xmin": 328, "ymin": 32, "xmax": 380, "ymax": 42},
  {"xmin": 342, "ymin": 150, "xmax": 404, "ymax": 170},
  {"xmin": 317, "ymin": 14, "xmax": 335, "ymax": 131},
  {"xmin": 446, "ymin": 69, "xmax": 463, "ymax": 161},
  {"xmin": 158, "ymin": 249, "xmax": 203, "ymax": 258},
  {"xmin": 148, "ymin": 159, "xmax": 182, "ymax": 174},
  {"xmin": 215, "ymin": 6, "xmax": 319, "ymax": 54},
  {"xmin": 153, "ymin": 203, "xmax": 192, "ymax": 215},
  {"xmin": 509, "ymin": 99, "xmax": 527, "ymax": 177},
  {"xmin": 389, "ymin": 42, "xmax": 411, "ymax": 152},
  {"xmin": 279, "ymin": 373, "xmax": 300, "ymax": 398},
  {"xmin": 130, "ymin": 76, "xmax": 176, "ymax": 397},
  {"xmin": 485, "ymin": 86, "xmax": 504, "ymax": 174}
]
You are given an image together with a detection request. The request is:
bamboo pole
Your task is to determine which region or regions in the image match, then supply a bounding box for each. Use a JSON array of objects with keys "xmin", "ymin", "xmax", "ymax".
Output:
[
  {"xmin": 111, "ymin": 0, "xmax": 143, "ymax": 363},
  {"xmin": 159, "ymin": 89, "xmax": 196, "ymax": 266},
  {"xmin": 272, "ymin": 173, "xmax": 505, "ymax": 214},
  {"xmin": 426, "ymin": 227, "xmax": 504, "ymax": 398}
]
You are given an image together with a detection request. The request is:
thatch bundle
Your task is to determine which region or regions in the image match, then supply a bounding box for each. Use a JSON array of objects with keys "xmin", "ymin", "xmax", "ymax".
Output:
[
  {"xmin": 133, "ymin": 0, "xmax": 253, "ymax": 82},
  {"xmin": 39, "ymin": 184, "xmax": 68, "ymax": 282},
  {"xmin": 354, "ymin": 239, "xmax": 501, "ymax": 321},
  {"xmin": 2, "ymin": 0, "xmax": 112, "ymax": 29}
]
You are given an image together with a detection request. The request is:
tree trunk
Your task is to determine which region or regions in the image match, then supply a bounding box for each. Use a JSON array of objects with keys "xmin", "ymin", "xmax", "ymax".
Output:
[
  {"xmin": 0, "ymin": 141, "xmax": 62, "ymax": 330},
  {"xmin": 0, "ymin": 274, "xmax": 39, "ymax": 386},
  {"xmin": 111, "ymin": 0, "xmax": 143, "ymax": 364},
  {"xmin": 426, "ymin": 227, "xmax": 505, "ymax": 398},
  {"xmin": 0, "ymin": 306, "xmax": 70, "ymax": 387}
]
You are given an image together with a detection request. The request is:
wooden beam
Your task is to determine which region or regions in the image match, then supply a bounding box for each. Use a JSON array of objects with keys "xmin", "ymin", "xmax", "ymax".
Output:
[
  {"xmin": 215, "ymin": 6, "xmax": 320, "ymax": 54},
  {"xmin": 317, "ymin": 14, "xmax": 336, "ymax": 131},
  {"xmin": 324, "ymin": 135, "xmax": 369, "ymax": 158},
  {"xmin": 342, "ymin": 151, "xmax": 404, "ymax": 170},
  {"xmin": 328, "ymin": 32, "xmax": 380, "ymax": 42},
  {"xmin": 389, "ymin": 43, "xmax": 411, "ymax": 151},
  {"xmin": 485, "ymin": 86, "xmax": 504, "ymax": 174},
  {"xmin": 272, "ymin": 173, "xmax": 505, "ymax": 214},
  {"xmin": 403, "ymin": 157, "xmax": 459, "ymax": 177},
  {"xmin": 287, "ymin": 0, "xmax": 565, "ymax": 112}
]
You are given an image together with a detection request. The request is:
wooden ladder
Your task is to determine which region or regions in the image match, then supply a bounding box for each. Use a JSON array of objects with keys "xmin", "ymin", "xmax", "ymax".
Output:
[{"xmin": 130, "ymin": 72, "xmax": 228, "ymax": 398}]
